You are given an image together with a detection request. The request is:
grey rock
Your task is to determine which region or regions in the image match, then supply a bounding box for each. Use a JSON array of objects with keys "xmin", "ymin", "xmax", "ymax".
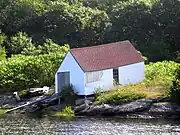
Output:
[
  {"xmin": 149, "ymin": 102, "xmax": 180, "ymax": 115},
  {"xmin": 75, "ymin": 99, "xmax": 85, "ymax": 106},
  {"xmin": 86, "ymin": 97, "xmax": 95, "ymax": 102},
  {"xmin": 114, "ymin": 99, "xmax": 152, "ymax": 114},
  {"xmin": 0, "ymin": 95, "xmax": 17, "ymax": 106},
  {"xmin": 75, "ymin": 99, "xmax": 93, "ymax": 106},
  {"xmin": 76, "ymin": 99, "xmax": 154, "ymax": 116},
  {"xmin": 74, "ymin": 103, "xmax": 89, "ymax": 113}
]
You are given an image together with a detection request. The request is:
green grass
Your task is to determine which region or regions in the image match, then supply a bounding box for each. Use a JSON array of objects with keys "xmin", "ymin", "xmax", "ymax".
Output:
[
  {"xmin": 95, "ymin": 61, "xmax": 180, "ymax": 105},
  {"xmin": 19, "ymin": 89, "xmax": 29, "ymax": 97},
  {"xmin": 55, "ymin": 106, "xmax": 75, "ymax": 118},
  {"xmin": 95, "ymin": 87, "xmax": 146, "ymax": 105},
  {"xmin": 0, "ymin": 109, "xmax": 7, "ymax": 117}
]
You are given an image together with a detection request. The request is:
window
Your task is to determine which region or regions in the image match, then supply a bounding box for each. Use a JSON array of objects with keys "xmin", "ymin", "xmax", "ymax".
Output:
[
  {"xmin": 86, "ymin": 71, "xmax": 103, "ymax": 84},
  {"xmin": 113, "ymin": 68, "xmax": 119, "ymax": 84}
]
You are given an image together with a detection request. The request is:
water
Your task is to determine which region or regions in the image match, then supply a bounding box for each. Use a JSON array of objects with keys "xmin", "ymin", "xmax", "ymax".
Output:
[{"xmin": 0, "ymin": 115, "xmax": 180, "ymax": 135}]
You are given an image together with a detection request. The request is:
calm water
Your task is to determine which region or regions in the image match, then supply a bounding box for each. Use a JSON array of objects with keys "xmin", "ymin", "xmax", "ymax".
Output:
[{"xmin": 0, "ymin": 115, "xmax": 180, "ymax": 135}]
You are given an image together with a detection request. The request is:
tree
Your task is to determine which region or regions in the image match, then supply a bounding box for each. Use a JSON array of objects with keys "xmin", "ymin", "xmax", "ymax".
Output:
[
  {"xmin": 0, "ymin": 34, "xmax": 6, "ymax": 60},
  {"xmin": 7, "ymin": 32, "xmax": 33, "ymax": 54},
  {"xmin": 170, "ymin": 66, "xmax": 180, "ymax": 104},
  {"xmin": 0, "ymin": 45, "xmax": 6, "ymax": 61}
]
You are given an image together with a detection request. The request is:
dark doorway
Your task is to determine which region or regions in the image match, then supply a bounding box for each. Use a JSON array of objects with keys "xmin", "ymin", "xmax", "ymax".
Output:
[
  {"xmin": 57, "ymin": 72, "xmax": 70, "ymax": 93},
  {"xmin": 113, "ymin": 68, "xmax": 119, "ymax": 84}
]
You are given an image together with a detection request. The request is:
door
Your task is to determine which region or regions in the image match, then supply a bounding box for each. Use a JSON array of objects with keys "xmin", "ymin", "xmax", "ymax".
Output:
[{"xmin": 57, "ymin": 72, "xmax": 70, "ymax": 93}]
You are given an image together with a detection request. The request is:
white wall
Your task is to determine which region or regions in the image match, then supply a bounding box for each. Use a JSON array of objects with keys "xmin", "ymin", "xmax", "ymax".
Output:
[
  {"xmin": 84, "ymin": 69, "xmax": 114, "ymax": 95},
  {"xmin": 55, "ymin": 52, "xmax": 85, "ymax": 95},
  {"xmin": 119, "ymin": 62, "xmax": 144, "ymax": 85}
]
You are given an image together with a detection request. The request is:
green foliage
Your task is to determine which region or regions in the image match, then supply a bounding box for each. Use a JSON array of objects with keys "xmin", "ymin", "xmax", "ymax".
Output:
[
  {"xmin": 19, "ymin": 89, "xmax": 30, "ymax": 97},
  {"xmin": 175, "ymin": 52, "xmax": 180, "ymax": 63},
  {"xmin": 7, "ymin": 32, "xmax": 33, "ymax": 54},
  {"xmin": 94, "ymin": 87, "xmax": 104, "ymax": 99},
  {"xmin": 0, "ymin": 34, "xmax": 6, "ymax": 45},
  {"xmin": 169, "ymin": 66, "xmax": 180, "ymax": 104},
  {"xmin": 21, "ymin": 38, "xmax": 69, "ymax": 55},
  {"xmin": 0, "ymin": 34, "xmax": 7, "ymax": 61},
  {"xmin": 55, "ymin": 106, "xmax": 75, "ymax": 118},
  {"xmin": 0, "ymin": 109, "xmax": 7, "ymax": 118},
  {"xmin": 0, "ymin": 0, "xmax": 180, "ymax": 61},
  {"xmin": 60, "ymin": 85, "xmax": 77, "ymax": 105},
  {"xmin": 95, "ymin": 61, "xmax": 180, "ymax": 105},
  {"xmin": 145, "ymin": 61, "xmax": 180, "ymax": 88},
  {"xmin": 0, "ymin": 45, "xmax": 69, "ymax": 91},
  {"xmin": 95, "ymin": 87, "xmax": 146, "ymax": 105},
  {"xmin": 0, "ymin": 45, "xmax": 6, "ymax": 61}
]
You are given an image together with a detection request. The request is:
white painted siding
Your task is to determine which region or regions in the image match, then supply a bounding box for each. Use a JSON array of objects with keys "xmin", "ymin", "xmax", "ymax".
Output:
[
  {"xmin": 84, "ymin": 69, "xmax": 114, "ymax": 95},
  {"xmin": 55, "ymin": 52, "xmax": 85, "ymax": 95},
  {"xmin": 119, "ymin": 62, "xmax": 144, "ymax": 85}
]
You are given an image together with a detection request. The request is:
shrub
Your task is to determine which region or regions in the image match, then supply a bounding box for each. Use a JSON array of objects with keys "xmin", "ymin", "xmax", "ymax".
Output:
[
  {"xmin": 95, "ymin": 61, "xmax": 180, "ymax": 105},
  {"xmin": 0, "ymin": 45, "xmax": 6, "ymax": 61},
  {"xmin": 0, "ymin": 45, "xmax": 69, "ymax": 92},
  {"xmin": 95, "ymin": 87, "xmax": 146, "ymax": 105},
  {"xmin": 55, "ymin": 106, "xmax": 75, "ymax": 118},
  {"xmin": 145, "ymin": 61, "xmax": 179, "ymax": 87},
  {"xmin": 94, "ymin": 87, "xmax": 104, "ymax": 99},
  {"xmin": 60, "ymin": 85, "xmax": 77, "ymax": 105},
  {"xmin": 0, "ymin": 109, "xmax": 7, "ymax": 118},
  {"xmin": 169, "ymin": 66, "xmax": 180, "ymax": 104},
  {"xmin": 19, "ymin": 89, "xmax": 30, "ymax": 98},
  {"xmin": 7, "ymin": 32, "xmax": 33, "ymax": 54}
]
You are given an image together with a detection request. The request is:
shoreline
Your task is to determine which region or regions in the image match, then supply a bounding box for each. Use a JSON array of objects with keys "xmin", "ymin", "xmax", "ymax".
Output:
[
  {"xmin": 74, "ymin": 97, "xmax": 180, "ymax": 120},
  {"xmin": 0, "ymin": 94, "xmax": 180, "ymax": 120}
]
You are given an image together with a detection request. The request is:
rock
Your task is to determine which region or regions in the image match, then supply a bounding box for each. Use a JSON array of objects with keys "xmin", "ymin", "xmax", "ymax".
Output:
[
  {"xmin": 114, "ymin": 99, "xmax": 153, "ymax": 114},
  {"xmin": 0, "ymin": 95, "xmax": 17, "ymax": 106},
  {"xmin": 86, "ymin": 97, "xmax": 95, "ymax": 102},
  {"xmin": 151, "ymin": 97, "xmax": 171, "ymax": 103},
  {"xmin": 75, "ymin": 98, "xmax": 93, "ymax": 106},
  {"xmin": 149, "ymin": 102, "xmax": 180, "ymax": 115},
  {"xmin": 76, "ymin": 99, "xmax": 153, "ymax": 116},
  {"xmin": 75, "ymin": 98, "xmax": 85, "ymax": 106},
  {"xmin": 74, "ymin": 103, "xmax": 89, "ymax": 113}
]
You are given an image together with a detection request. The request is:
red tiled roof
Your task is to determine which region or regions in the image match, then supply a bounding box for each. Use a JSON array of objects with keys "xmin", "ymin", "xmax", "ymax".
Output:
[{"xmin": 70, "ymin": 40, "xmax": 144, "ymax": 72}]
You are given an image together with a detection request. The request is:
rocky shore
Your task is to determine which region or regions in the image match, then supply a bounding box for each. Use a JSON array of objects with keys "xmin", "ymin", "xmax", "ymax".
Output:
[
  {"xmin": 1, "ymin": 93, "xmax": 180, "ymax": 119},
  {"xmin": 74, "ymin": 97, "xmax": 180, "ymax": 119}
]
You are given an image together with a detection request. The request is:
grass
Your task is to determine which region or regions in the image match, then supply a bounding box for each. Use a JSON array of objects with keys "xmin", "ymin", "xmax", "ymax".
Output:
[
  {"xmin": 45, "ymin": 89, "xmax": 55, "ymax": 96},
  {"xmin": 55, "ymin": 106, "xmax": 75, "ymax": 118},
  {"xmin": 95, "ymin": 86, "xmax": 147, "ymax": 105},
  {"xmin": 95, "ymin": 61, "xmax": 180, "ymax": 105},
  {"xmin": 0, "ymin": 109, "xmax": 7, "ymax": 117},
  {"xmin": 19, "ymin": 89, "xmax": 30, "ymax": 97}
]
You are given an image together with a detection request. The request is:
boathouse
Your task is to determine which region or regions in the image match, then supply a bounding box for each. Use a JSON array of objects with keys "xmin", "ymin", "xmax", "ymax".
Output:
[{"xmin": 55, "ymin": 40, "xmax": 145, "ymax": 95}]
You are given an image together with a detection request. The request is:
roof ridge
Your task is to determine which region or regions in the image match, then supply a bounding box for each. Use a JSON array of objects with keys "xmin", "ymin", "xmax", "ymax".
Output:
[{"xmin": 70, "ymin": 40, "xmax": 130, "ymax": 51}]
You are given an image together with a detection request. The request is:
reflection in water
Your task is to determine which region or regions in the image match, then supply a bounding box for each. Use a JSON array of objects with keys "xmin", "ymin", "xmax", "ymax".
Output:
[{"xmin": 0, "ymin": 115, "xmax": 180, "ymax": 135}]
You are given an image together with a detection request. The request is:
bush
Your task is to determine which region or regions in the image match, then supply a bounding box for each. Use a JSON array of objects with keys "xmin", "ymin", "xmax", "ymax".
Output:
[
  {"xmin": 94, "ymin": 87, "xmax": 104, "ymax": 99},
  {"xmin": 169, "ymin": 66, "xmax": 180, "ymax": 104},
  {"xmin": 0, "ymin": 109, "xmax": 7, "ymax": 118},
  {"xmin": 0, "ymin": 45, "xmax": 6, "ymax": 61},
  {"xmin": 7, "ymin": 32, "xmax": 33, "ymax": 54},
  {"xmin": 0, "ymin": 45, "xmax": 69, "ymax": 92},
  {"xmin": 95, "ymin": 87, "xmax": 146, "ymax": 105},
  {"xmin": 60, "ymin": 85, "xmax": 77, "ymax": 105},
  {"xmin": 55, "ymin": 106, "xmax": 75, "ymax": 118},
  {"xmin": 145, "ymin": 61, "xmax": 179, "ymax": 87},
  {"xmin": 19, "ymin": 89, "xmax": 30, "ymax": 98},
  {"xmin": 95, "ymin": 61, "xmax": 180, "ymax": 105}
]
